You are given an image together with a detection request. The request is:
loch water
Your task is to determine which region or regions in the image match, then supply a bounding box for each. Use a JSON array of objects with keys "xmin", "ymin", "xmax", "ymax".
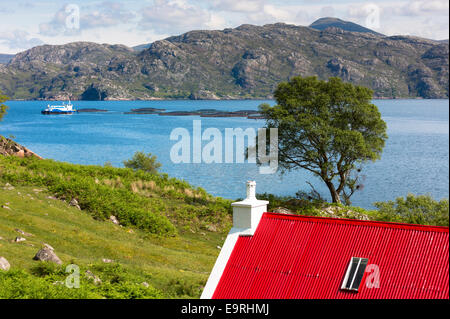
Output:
[{"xmin": 1, "ymin": 99, "xmax": 448, "ymax": 209}]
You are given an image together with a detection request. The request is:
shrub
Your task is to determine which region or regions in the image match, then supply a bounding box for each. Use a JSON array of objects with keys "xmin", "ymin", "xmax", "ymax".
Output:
[
  {"xmin": 123, "ymin": 151, "xmax": 162, "ymax": 174},
  {"xmin": 373, "ymin": 194, "xmax": 449, "ymax": 226}
]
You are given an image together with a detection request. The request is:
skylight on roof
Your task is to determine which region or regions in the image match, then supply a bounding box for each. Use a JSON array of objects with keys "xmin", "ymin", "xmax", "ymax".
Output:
[{"xmin": 341, "ymin": 257, "xmax": 369, "ymax": 292}]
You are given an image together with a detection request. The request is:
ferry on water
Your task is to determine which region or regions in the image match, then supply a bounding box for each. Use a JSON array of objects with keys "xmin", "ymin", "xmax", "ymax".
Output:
[{"xmin": 41, "ymin": 99, "xmax": 77, "ymax": 115}]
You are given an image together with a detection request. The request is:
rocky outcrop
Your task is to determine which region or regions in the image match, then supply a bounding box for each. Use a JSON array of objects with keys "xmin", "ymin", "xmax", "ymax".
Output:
[
  {"xmin": 0, "ymin": 136, "xmax": 42, "ymax": 159},
  {"xmin": 0, "ymin": 21, "xmax": 448, "ymax": 99},
  {"xmin": 33, "ymin": 247, "xmax": 63, "ymax": 265}
]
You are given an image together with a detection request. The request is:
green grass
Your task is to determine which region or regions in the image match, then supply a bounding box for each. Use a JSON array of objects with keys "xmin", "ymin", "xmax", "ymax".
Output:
[
  {"xmin": 1, "ymin": 154, "xmax": 446, "ymax": 299},
  {"xmin": 0, "ymin": 185, "xmax": 227, "ymax": 298},
  {"xmin": 0, "ymin": 155, "xmax": 232, "ymax": 299}
]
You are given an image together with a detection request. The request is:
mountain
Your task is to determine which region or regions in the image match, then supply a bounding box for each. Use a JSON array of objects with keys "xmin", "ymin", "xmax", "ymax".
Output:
[
  {"xmin": 0, "ymin": 22, "xmax": 448, "ymax": 100},
  {"xmin": 309, "ymin": 17, "xmax": 384, "ymax": 36},
  {"xmin": 0, "ymin": 54, "xmax": 14, "ymax": 64}
]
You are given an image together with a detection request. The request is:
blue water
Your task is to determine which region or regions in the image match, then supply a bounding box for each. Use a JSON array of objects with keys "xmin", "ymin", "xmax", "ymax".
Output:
[{"xmin": 0, "ymin": 99, "xmax": 448, "ymax": 209}]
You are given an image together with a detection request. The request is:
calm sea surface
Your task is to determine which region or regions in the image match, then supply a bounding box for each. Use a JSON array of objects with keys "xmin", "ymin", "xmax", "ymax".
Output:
[{"xmin": 1, "ymin": 99, "xmax": 448, "ymax": 209}]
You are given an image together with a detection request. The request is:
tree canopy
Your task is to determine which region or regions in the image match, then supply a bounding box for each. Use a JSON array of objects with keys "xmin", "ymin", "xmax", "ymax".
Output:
[
  {"xmin": 123, "ymin": 151, "xmax": 162, "ymax": 175},
  {"xmin": 0, "ymin": 90, "xmax": 8, "ymax": 122},
  {"xmin": 258, "ymin": 76, "xmax": 388, "ymax": 204}
]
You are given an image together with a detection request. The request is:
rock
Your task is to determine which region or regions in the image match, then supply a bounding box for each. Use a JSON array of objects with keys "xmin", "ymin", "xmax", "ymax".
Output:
[
  {"xmin": 142, "ymin": 282, "xmax": 150, "ymax": 288},
  {"xmin": 109, "ymin": 215, "xmax": 120, "ymax": 225},
  {"xmin": 69, "ymin": 198, "xmax": 81, "ymax": 210},
  {"xmin": 102, "ymin": 258, "xmax": 113, "ymax": 263},
  {"xmin": 43, "ymin": 243, "xmax": 55, "ymax": 251},
  {"xmin": 33, "ymin": 248, "xmax": 62, "ymax": 264},
  {"xmin": 3, "ymin": 183, "xmax": 15, "ymax": 190},
  {"xmin": 85, "ymin": 270, "xmax": 102, "ymax": 285},
  {"xmin": 15, "ymin": 237, "xmax": 26, "ymax": 242},
  {"xmin": 273, "ymin": 207, "xmax": 293, "ymax": 215},
  {"xmin": 15, "ymin": 229, "xmax": 33, "ymax": 237},
  {"xmin": 206, "ymin": 224, "xmax": 217, "ymax": 232},
  {"xmin": 0, "ymin": 137, "xmax": 42, "ymax": 159},
  {"xmin": 53, "ymin": 281, "xmax": 65, "ymax": 286},
  {"xmin": 0, "ymin": 257, "xmax": 10, "ymax": 271},
  {"xmin": 47, "ymin": 196, "xmax": 57, "ymax": 200}
]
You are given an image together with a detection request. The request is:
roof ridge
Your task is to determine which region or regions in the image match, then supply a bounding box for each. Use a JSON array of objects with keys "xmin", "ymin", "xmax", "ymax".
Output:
[{"xmin": 264, "ymin": 212, "xmax": 449, "ymax": 233}]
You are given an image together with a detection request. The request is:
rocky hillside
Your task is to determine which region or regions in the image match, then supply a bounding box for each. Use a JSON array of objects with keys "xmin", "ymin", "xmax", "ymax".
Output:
[
  {"xmin": 0, "ymin": 22, "xmax": 448, "ymax": 100},
  {"xmin": 0, "ymin": 136, "xmax": 42, "ymax": 159}
]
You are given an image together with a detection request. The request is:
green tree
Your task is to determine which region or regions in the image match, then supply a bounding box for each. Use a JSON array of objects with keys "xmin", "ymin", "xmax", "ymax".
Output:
[
  {"xmin": 373, "ymin": 194, "xmax": 449, "ymax": 226},
  {"xmin": 257, "ymin": 76, "xmax": 388, "ymax": 204},
  {"xmin": 0, "ymin": 90, "xmax": 8, "ymax": 122},
  {"xmin": 123, "ymin": 151, "xmax": 162, "ymax": 174}
]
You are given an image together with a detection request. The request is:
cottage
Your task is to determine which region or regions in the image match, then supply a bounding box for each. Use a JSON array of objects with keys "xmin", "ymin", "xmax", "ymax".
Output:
[{"xmin": 201, "ymin": 181, "xmax": 449, "ymax": 299}]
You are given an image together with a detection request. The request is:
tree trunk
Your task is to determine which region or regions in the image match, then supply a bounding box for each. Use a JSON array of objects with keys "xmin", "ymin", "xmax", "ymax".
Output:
[{"xmin": 325, "ymin": 181, "xmax": 341, "ymax": 204}]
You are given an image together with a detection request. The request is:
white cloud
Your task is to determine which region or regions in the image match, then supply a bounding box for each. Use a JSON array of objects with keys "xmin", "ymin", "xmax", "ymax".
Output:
[
  {"xmin": 139, "ymin": 0, "xmax": 216, "ymax": 34},
  {"xmin": 39, "ymin": 2, "xmax": 136, "ymax": 37},
  {"xmin": 0, "ymin": 30, "xmax": 44, "ymax": 50},
  {"xmin": 39, "ymin": 4, "xmax": 80, "ymax": 36},
  {"xmin": 81, "ymin": 1, "xmax": 136, "ymax": 29},
  {"xmin": 211, "ymin": 0, "xmax": 266, "ymax": 13},
  {"xmin": 349, "ymin": 0, "xmax": 450, "ymax": 39},
  {"xmin": 395, "ymin": 0, "xmax": 449, "ymax": 16},
  {"xmin": 320, "ymin": 6, "xmax": 336, "ymax": 18}
]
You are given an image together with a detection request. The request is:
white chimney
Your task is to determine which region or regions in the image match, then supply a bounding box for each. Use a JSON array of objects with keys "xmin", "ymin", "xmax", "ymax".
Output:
[
  {"xmin": 200, "ymin": 181, "xmax": 270, "ymax": 299},
  {"xmin": 231, "ymin": 181, "xmax": 269, "ymax": 236}
]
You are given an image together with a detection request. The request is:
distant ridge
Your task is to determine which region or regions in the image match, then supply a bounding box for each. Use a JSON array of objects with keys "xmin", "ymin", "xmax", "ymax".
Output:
[
  {"xmin": 0, "ymin": 22, "xmax": 447, "ymax": 100},
  {"xmin": 310, "ymin": 17, "xmax": 385, "ymax": 36}
]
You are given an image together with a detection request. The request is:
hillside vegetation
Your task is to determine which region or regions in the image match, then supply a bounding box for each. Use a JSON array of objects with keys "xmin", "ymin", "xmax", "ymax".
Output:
[
  {"xmin": 0, "ymin": 153, "xmax": 447, "ymax": 299},
  {"xmin": 0, "ymin": 155, "xmax": 231, "ymax": 299},
  {"xmin": 0, "ymin": 22, "xmax": 448, "ymax": 100}
]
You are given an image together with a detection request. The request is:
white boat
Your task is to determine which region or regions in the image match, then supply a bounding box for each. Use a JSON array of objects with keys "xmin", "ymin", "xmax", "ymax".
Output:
[{"xmin": 41, "ymin": 99, "xmax": 77, "ymax": 115}]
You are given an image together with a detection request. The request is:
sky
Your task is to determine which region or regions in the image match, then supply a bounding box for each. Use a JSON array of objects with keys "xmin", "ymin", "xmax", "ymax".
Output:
[{"xmin": 0, "ymin": 0, "xmax": 448, "ymax": 54}]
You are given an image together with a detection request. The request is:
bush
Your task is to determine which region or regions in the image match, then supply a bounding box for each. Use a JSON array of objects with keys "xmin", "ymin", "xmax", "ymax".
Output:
[
  {"xmin": 373, "ymin": 194, "xmax": 449, "ymax": 226},
  {"xmin": 0, "ymin": 267, "xmax": 164, "ymax": 299},
  {"xmin": 123, "ymin": 151, "xmax": 162, "ymax": 174}
]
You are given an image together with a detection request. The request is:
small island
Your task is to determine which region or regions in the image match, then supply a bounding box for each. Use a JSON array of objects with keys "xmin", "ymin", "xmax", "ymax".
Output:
[
  {"xmin": 77, "ymin": 108, "xmax": 109, "ymax": 113},
  {"xmin": 126, "ymin": 108, "xmax": 265, "ymax": 119}
]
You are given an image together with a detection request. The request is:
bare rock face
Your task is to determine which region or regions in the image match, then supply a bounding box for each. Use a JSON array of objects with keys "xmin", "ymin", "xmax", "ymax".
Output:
[
  {"xmin": 33, "ymin": 247, "xmax": 63, "ymax": 265},
  {"xmin": 0, "ymin": 136, "xmax": 42, "ymax": 159},
  {"xmin": 0, "ymin": 257, "xmax": 10, "ymax": 271}
]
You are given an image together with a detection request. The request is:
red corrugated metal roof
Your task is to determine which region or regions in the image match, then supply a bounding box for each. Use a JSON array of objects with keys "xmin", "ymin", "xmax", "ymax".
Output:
[{"xmin": 213, "ymin": 213, "xmax": 449, "ymax": 299}]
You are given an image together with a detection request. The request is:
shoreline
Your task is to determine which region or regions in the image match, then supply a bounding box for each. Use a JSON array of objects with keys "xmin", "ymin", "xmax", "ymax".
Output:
[{"xmin": 6, "ymin": 97, "xmax": 449, "ymax": 102}]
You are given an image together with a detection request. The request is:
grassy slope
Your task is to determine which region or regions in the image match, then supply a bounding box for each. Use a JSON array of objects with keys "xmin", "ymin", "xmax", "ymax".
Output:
[
  {"xmin": 0, "ymin": 155, "xmax": 231, "ymax": 299},
  {"xmin": 0, "ymin": 185, "xmax": 226, "ymax": 298}
]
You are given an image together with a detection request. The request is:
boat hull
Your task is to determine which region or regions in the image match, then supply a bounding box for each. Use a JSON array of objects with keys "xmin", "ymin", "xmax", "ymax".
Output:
[{"xmin": 41, "ymin": 111, "xmax": 77, "ymax": 115}]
